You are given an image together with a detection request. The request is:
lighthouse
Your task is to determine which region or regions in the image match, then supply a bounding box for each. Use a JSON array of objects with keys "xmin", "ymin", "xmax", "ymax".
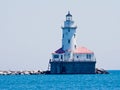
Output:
[
  {"xmin": 62, "ymin": 11, "xmax": 77, "ymax": 61},
  {"xmin": 50, "ymin": 12, "xmax": 96, "ymax": 74}
]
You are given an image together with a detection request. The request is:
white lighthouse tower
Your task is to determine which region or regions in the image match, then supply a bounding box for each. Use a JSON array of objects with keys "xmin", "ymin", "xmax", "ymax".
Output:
[{"xmin": 62, "ymin": 11, "xmax": 77, "ymax": 60}]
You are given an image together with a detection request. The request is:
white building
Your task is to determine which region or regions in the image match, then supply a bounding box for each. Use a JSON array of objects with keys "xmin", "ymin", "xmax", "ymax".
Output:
[{"xmin": 52, "ymin": 12, "xmax": 96, "ymax": 62}]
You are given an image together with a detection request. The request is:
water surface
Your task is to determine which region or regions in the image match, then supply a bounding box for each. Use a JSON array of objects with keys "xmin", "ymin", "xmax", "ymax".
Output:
[{"xmin": 0, "ymin": 70, "xmax": 120, "ymax": 90}]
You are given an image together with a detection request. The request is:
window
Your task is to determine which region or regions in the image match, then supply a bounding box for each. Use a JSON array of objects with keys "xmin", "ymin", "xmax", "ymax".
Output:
[
  {"xmin": 63, "ymin": 34, "xmax": 64, "ymax": 38},
  {"xmin": 86, "ymin": 54, "xmax": 91, "ymax": 59},
  {"xmin": 77, "ymin": 56, "xmax": 79, "ymax": 58},
  {"xmin": 74, "ymin": 34, "xmax": 76, "ymax": 38},
  {"xmin": 68, "ymin": 39, "xmax": 70, "ymax": 43},
  {"xmin": 54, "ymin": 55, "xmax": 59, "ymax": 58},
  {"xmin": 61, "ymin": 55, "xmax": 63, "ymax": 59},
  {"xmin": 68, "ymin": 29, "xmax": 70, "ymax": 32},
  {"xmin": 75, "ymin": 45, "xmax": 76, "ymax": 48}
]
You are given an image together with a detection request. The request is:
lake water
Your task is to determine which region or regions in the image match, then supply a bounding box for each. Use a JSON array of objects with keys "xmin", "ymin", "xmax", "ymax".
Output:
[{"xmin": 0, "ymin": 70, "xmax": 120, "ymax": 90}]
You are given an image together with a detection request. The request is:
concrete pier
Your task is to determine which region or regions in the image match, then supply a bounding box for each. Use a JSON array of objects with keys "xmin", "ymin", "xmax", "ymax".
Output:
[{"xmin": 50, "ymin": 61, "xmax": 96, "ymax": 74}]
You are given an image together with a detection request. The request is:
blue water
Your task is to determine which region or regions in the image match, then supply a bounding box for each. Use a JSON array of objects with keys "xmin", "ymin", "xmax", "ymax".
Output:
[{"xmin": 0, "ymin": 70, "xmax": 120, "ymax": 90}]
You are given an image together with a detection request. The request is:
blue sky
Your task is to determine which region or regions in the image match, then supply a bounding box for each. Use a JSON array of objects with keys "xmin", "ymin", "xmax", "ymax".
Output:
[{"xmin": 0, "ymin": 0, "xmax": 120, "ymax": 70}]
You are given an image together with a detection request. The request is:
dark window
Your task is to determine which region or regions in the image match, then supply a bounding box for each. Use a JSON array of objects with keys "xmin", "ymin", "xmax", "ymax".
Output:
[
  {"xmin": 75, "ymin": 45, "xmax": 76, "ymax": 48},
  {"xmin": 77, "ymin": 56, "xmax": 79, "ymax": 58},
  {"xmin": 74, "ymin": 34, "xmax": 76, "ymax": 38},
  {"xmin": 54, "ymin": 55, "xmax": 59, "ymax": 58},
  {"xmin": 86, "ymin": 54, "xmax": 91, "ymax": 59},
  {"xmin": 68, "ymin": 39, "xmax": 70, "ymax": 43},
  {"xmin": 68, "ymin": 29, "xmax": 70, "ymax": 32},
  {"xmin": 61, "ymin": 55, "xmax": 63, "ymax": 59}
]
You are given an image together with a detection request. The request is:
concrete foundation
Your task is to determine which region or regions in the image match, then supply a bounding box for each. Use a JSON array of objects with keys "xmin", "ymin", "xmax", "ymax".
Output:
[{"xmin": 50, "ymin": 61, "xmax": 96, "ymax": 74}]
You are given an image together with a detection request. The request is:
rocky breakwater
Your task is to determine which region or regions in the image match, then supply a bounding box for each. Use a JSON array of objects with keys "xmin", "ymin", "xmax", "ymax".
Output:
[
  {"xmin": 95, "ymin": 68, "xmax": 109, "ymax": 74},
  {"xmin": 0, "ymin": 70, "xmax": 48, "ymax": 75},
  {"xmin": 0, "ymin": 69, "xmax": 109, "ymax": 75}
]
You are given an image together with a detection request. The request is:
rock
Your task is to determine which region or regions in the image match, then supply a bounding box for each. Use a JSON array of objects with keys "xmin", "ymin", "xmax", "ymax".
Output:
[{"xmin": 96, "ymin": 68, "xmax": 109, "ymax": 74}]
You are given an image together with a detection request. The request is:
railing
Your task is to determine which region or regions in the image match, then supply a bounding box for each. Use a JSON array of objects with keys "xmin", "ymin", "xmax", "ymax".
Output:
[{"xmin": 49, "ymin": 59, "xmax": 96, "ymax": 62}]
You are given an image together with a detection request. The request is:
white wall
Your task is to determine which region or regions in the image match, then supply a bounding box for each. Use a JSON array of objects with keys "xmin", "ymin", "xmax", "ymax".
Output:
[
  {"xmin": 52, "ymin": 53, "xmax": 64, "ymax": 61},
  {"xmin": 73, "ymin": 53, "xmax": 95, "ymax": 61}
]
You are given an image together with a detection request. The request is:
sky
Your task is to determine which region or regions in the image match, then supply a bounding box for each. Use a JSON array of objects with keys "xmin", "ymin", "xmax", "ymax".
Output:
[{"xmin": 0, "ymin": 0, "xmax": 120, "ymax": 70}]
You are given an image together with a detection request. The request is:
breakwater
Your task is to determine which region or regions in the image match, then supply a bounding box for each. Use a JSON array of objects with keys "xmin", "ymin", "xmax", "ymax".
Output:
[
  {"xmin": 0, "ymin": 68, "xmax": 108, "ymax": 75},
  {"xmin": 0, "ymin": 70, "xmax": 50, "ymax": 75}
]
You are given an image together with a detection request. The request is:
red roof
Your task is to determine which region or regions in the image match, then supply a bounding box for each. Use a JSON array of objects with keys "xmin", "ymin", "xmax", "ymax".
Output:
[{"xmin": 73, "ymin": 47, "xmax": 93, "ymax": 54}]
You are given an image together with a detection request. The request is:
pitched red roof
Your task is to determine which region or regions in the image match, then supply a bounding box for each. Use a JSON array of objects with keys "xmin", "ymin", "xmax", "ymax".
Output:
[{"xmin": 73, "ymin": 47, "xmax": 93, "ymax": 54}]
